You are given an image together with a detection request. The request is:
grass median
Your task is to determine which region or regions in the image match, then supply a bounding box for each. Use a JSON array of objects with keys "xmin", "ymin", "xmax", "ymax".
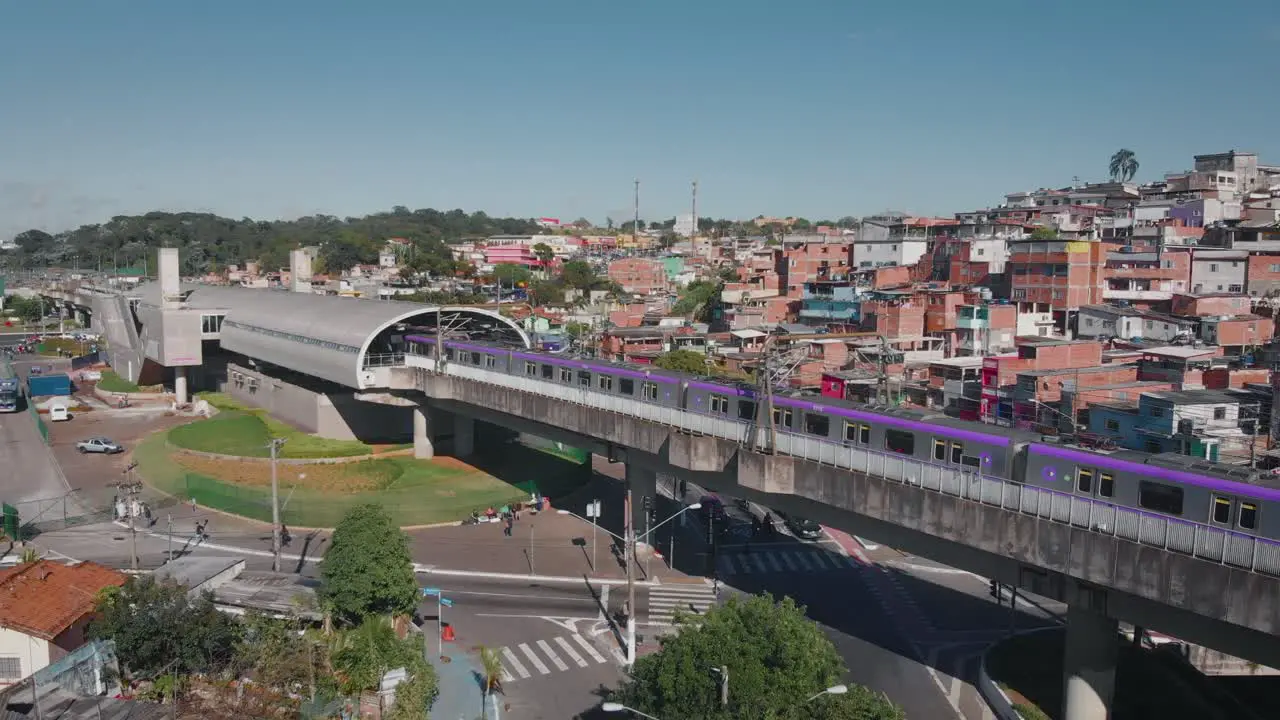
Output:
[{"xmin": 134, "ymin": 429, "xmax": 531, "ymax": 528}]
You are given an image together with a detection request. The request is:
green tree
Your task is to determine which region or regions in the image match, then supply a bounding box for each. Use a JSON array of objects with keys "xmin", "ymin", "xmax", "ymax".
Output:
[
  {"xmin": 319, "ymin": 504, "xmax": 419, "ymax": 624},
  {"xmin": 1109, "ymin": 148, "xmax": 1139, "ymax": 182},
  {"xmin": 612, "ymin": 594, "xmax": 903, "ymax": 720},
  {"xmin": 493, "ymin": 263, "xmax": 533, "ymax": 286},
  {"xmin": 659, "ymin": 232, "xmax": 679, "ymax": 248},
  {"xmin": 1029, "ymin": 226, "xmax": 1059, "ymax": 240},
  {"xmin": 233, "ymin": 612, "xmax": 332, "ymax": 698},
  {"xmin": 673, "ymin": 279, "xmax": 722, "ymax": 317},
  {"xmin": 331, "ymin": 617, "xmax": 433, "ymax": 696},
  {"xmin": 319, "ymin": 233, "xmax": 377, "ymax": 274},
  {"xmin": 385, "ymin": 663, "xmax": 441, "ymax": 720},
  {"xmin": 653, "ymin": 349, "xmax": 709, "ymax": 375},
  {"xmin": 564, "ymin": 321, "xmax": 590, "ymax": 338},
  {"xmin": 560, "ymin": 259, "xmax": 599, "ymax": 290},
  {"xmin": 477, "ymin": 646, "xmax": 505, "ymax": 720},
  {"xmin": 89, "ymin": 576, "xmax": 243, "ymax": 680},
  {"xmin": 531, "ymin": 242, "xmax": 555, "ymax": 266}
]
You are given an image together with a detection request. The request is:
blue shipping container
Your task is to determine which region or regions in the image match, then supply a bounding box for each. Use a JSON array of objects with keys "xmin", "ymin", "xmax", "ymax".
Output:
[{"xmin": 27, "ymin": 373, "xmax": 72, "ymax": 397}]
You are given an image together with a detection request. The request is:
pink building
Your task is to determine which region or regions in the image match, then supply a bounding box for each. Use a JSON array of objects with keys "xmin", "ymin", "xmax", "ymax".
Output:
[{"xmin": 484, "ymin": 245, "xmax": 538, "ymax": 267}]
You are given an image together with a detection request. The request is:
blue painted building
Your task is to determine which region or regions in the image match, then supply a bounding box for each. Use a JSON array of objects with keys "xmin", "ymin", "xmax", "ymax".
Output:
[
  {"xmin": 1087, "ymin": 388, "xmax": 1264, "ymax": 460},
  {"xmin": 798, "ymin": 282, "xmax": 861, "ymax": 324}
]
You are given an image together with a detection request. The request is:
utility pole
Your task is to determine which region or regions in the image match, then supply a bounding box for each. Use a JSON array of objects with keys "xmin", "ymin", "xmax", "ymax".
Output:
[
  {"xmin": 692, "ymin": 180, "xmax": 702, "ymax": 260},
  {"xmin": 633, "ymin": 179, "xmax": 641, "ymax": 247},
  {"xmin": 166, "ymin": 513, "xmax": 173, "ymax": 563},
  {"xmin": 435, "ymin": 307, "xmax": 445, "ymax": 371},
  {"xmin": 267, "ymin": 437, "xmax": 287, "ymax": 572},
  {"xmin": 116, "ymin": 463, "xmax": 141, "ymax": 571},
  {"xmin": 624, "ymin": 477, "xmax": 636, "ymax": 667}
]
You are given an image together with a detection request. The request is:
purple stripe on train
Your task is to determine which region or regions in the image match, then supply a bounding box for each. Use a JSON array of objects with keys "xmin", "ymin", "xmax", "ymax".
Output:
[{"xmin": 1031, "ymin": 443, "xmax": 1280, "ymax": 503}]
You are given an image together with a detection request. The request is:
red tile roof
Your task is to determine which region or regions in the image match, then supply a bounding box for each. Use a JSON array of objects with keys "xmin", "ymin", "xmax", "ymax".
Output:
[{"xmin": 0, "ymin": 561, "xmax": 126, "ymax": 640}]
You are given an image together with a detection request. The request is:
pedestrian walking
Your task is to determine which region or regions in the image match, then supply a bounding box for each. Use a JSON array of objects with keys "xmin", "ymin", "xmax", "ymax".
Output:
[{"xmin": 503, "ymin": 517, "xmax": 513, "ymax": 537}]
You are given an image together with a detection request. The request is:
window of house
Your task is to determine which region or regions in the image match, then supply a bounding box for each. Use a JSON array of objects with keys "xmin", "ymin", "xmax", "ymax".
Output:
[
  {"xmin": 1077, "ymin": 468, "xmax": 1093, "ymax": 493},
  {"xmin": 642, "ymin": 381, "xmax": 659, "ymax": 400},
  {"xmin": 933, "ymin": 439, "xmax": 946, "ymax": 461},
  {"xmin": 1150, "ymin": 406, "xmax": 1165, "ymax": 418},
  {"xmin": 1138, "ymin": 481, "xmax": 1184, "ymax": 516},
  {"xmin": 1104, "ymin": 418, "xmax": 1120, "ymax": 431},
  {"xmin": 1099, "ymin": 473, "xmax": 1114, "ymax": 498},
  {"xmin": 620, "ymin": 378, "xmax": 634, "ymax": 395},
  {"xmin": 560, "ymin": 367, "xmax": 572, "ymax": 383},
  {"xmin": 709, "ymin": 394, "xmax": 728, "ymax": 414},
  {"xmin": 1240, "ymin": 502, "xmax": 1258, "ymax": 530},
  {"xmin": 541, "ymin": 364, "xmax": 554, "ymax": 379},
  {"xmin": 578, "ymin": 370, "xmax": 592, "ymax": 386},
  {"xmin": 1270, "ymin": 264, "xmax": 1280, "ymax": 273},
  {"xmin": 1209, "ymin": 263, "xmax": 1219, "ymax": 272},
  {"xmin": 1085, "ymin": 318, "xmax": 1094, "ymax": 327},
  {"xmin": 804, "ymin": 414, "xmax": 830, "ymax": 436},
  {"xmin": 1212, "ymin": 496, "xmax": 1231, "ymax": 524},
  {"xmin": 1143, "ymin": 439, "xmax": 1162, "ymax": 453},
  {"xmin": 201, "ymin": 314, "xmax": 225, "ymax": 333},
  {"xmin": 977, "ymin": 248, "xmax": 985, "ymax": 255},
  {"xmin": 598, "ymin": 375, "xmax": 614, "ymax": 391},
  {"xmin": 1214, "ymin": 407, "xmax": 1226, "ymax": 420},
  {"xmin": 738, "ymin": 400, "xmax": 756, "ymax": 421},
  {"xmin": 772, "ymin": 407, "xmax": 793, "ymax": 427},
  {"xmin": 885, "ymin": 429, "xmax": 915, "ymax": 455},
  {"xmin": 0, "ymin": 657, "xmax": 20, "ymax": 680},
  {"xmin": 1229, "ymin": 284, "xmax": 1243, "ymax": 292},
  {"xmin": 525, "ymin": 361, "xmax": 537, "ymax": 377}
]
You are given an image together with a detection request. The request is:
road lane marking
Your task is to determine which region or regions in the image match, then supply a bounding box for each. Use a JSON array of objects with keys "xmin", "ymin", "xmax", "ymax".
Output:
[
  {"xmin": 750, "ymin": 554, "xmax": 768, "ymax": 573},
  {"xmin": 554, "ymin": 636, "xmax": 588, "ymax": 667},
  {"xmin": 537, "ymin": 639, "xmax": 569, "ymax": 671},
  {"xmin": 794, "ymin": 552, "xmax": 815, "ymax": 571},
  {"xmin": 572, "ymin": 633, "xmax": 607, "ymax": 663},
  {"xmin": 765, "ymin": 553, "xmax": 783, "ymax": 572},
  {"xmin": 518, "ymin": 643, "xmax": 551, "ymax": 675},
  {"xmin": 501, "ymin": 648, "xmax": 531, "ymax": 679},
  {"xmin": 780, "ymin": 552, "xmax": 800, "ymax": 571}
]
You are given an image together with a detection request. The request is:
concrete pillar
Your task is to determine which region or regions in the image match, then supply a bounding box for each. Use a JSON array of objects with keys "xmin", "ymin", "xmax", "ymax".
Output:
[
  {"xmin": 626, "ymin": 464, "xmax": 658, "ymax": 549},
  {"xmin": 174, "ymin": 366, "xmax": 189, "ymax": 405},
  {"xmin": 413, "ymin": 407, "xmax": 434, "ymax": 460},
  {"xmin": 1062, "ymin": 604, "xmax": 1119, "ymax": 720},
  {"xmin": 453, "ymin": 414, "xmax": 475, "ymax": 458}
]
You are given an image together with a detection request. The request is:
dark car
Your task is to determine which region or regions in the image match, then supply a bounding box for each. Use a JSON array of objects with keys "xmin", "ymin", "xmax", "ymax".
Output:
[{"xmin": 783, "ymin": 514, "xmax": 823, "ymax": 540}]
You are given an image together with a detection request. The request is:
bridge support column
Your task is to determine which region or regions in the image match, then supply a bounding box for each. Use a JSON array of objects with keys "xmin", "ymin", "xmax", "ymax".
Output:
[
  {"xmin": 413, "ymin": 407, "xmax": 434, "ymax": 460},
  {"xmin": 1062, "ymin": 603, "xmax": 1118, "ymax": 720},
  {"xmin": 453, "ymin": 414, "xmax": 474, "ymax": 458},
  {"xmin": 626, "ymin": 465, "xmax": 657, "ymax": 551},
  {"xmin": 173, "ymin": 367, "xmax": 189, "ymax": 405}
]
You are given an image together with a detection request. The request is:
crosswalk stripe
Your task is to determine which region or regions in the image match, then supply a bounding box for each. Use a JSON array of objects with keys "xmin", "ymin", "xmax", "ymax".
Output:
[
  {"xmin": 794, "ymin": 552, "xmax": 815, "ymax": 571},
  {"xmin": 537, "ymin": 639, "xmax": 570, "ymax": 671},
  {"xmin": 651, "ymin": 585, "xmax": 717, "ymax": 597},
  {"xmin": 519, "ymin": 643, "xmax": 551, "ymax": 675},
  {"xmin": 555, "ymin": 636, "xmax": 589, "ymax": 668},
  {"xmin": 809, "ymin": 553, "xmax": 833, "ymax": 570},
  {"xmin": 736, "ymin": 555, "xmax": 752, "ymax": 573},
  {"xmin": 750, "ymin": 554, "xmax": 768, "ymax": 573},
  {"xmin": 779, "ymin": 552, "xmax": 800, "ymax": 571},
  {"xmin": 500, "ymin": 665, "xmax": 515, "ymax": 684},
  {"xmin": 765, "ymin": 553, "xmax": 783, "ymax": 572},
  {"xmin": 502, "ymin": 647, "xmax": 531, "ymax": 679},
  {"xmin": 573, "ymin": 633, "xmax": 608, "ymax": 664},
  {"xmin": 843, "ymin": 554, "xmax": 862, "ymax": 568}
]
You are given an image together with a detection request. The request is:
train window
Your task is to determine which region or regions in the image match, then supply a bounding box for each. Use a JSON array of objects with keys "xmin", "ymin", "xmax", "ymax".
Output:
[
  {"xmin": 1239, "ymin": 503, "xmax": 1258, "ymax": 530},
  {"xmin": 804, "ymin": 414, "xmax": 830, "ymax": 436},
  {"xmin": 772, "ymin": 408, "xmax": 793, "ymax": 427},
  {"xmin": 598, "ymin": 375, "xmax": 614, "ymax": 391},
  {"xmin": 885, "ymin": 429, "xmax": 915, "ymax": 455},
  {"xmin": 933, "ymin": 440, "xmax": 946, "ymax": 461},
  {"xmin": 484, "ymin": 355, "xmax": 495, "ymax": 368},
  {"xmin": 1138, "ymin": 481, "xmax": 1184, "ymax": 516},
  {"xmin": 1077, "ymin": 469, "xmax": 1093, "ymax": 494},
  {"xmin": 709, "ymin": 395, "xmax": 729, "ymax": 414},
  {"xmin": 578, "ymin": 371, "xmax": 591, "ymax": 387},
  {"xmin": 950, "ymin": 443, "xmax": 963, "ymax": 464},
  {"xmin": 844, "ymin": 422, "xmax": 857, "ymax": 442},
  {"xmin": 619, "ymin": 378, "xmax": 635, "ymax": 395},
  {"xmin": 860, "ymin": 424, "xmax": 870, "ymax": 444},
  {"xmin": 1212, "ymin": 497, "xmax": 1231, "ymax": 525},
  {"xmin": 446, "ymin": 348, "xmax": 457, "ymax": 361},
  {"xmin": 961, "ymin": 455, "xmax": 980, "ymax": 468},
  {"xmin": 541, "ymin": 364, "xmax": 554, "ymax": 379},
  {"xmin": 642, "ymin": 382, "xmax": 658, "ymax": 401},
  {"xmin": 738, "ymin": 400, "xmax": 756, "ymax": 421},
  {"xmin": 525, "ymin": 362, "xmax": 537, "ymax": 377},
  {"xmin": 470, "ymin": 352, "xmax": 481, "ymax": 365},
  {"xmin": 1099, "ymin": 473, "xmax": 1114, "ymax": 498},
  {"xmin": 559, "ymin": 368, "xmax": 572, "ymax": 383}
]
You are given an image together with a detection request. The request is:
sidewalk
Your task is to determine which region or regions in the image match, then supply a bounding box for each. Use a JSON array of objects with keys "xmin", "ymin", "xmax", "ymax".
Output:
[{"xmin": 427, "ymin": 648, "xmax": 487, "ymax": 720}]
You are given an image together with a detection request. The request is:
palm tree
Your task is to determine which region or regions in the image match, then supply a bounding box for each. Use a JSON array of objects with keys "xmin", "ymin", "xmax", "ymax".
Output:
[
  {"xmin": 1109, "ymin": 149, "xmax": 1140, "ymax": 182},
  {"xmin": 477, "ymin": 646, "xmax": 504, "ymax": 720}
]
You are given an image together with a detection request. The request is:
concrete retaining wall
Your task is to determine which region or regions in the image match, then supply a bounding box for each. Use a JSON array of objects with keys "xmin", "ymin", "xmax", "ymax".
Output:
[{"xmin": 223, "ymin": 363, "xmax": 412, "ymax": 442}]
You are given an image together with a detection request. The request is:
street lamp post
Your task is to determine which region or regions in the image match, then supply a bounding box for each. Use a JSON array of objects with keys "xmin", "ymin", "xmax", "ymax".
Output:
[
  {"xmin": 804, "ymin": 684, "xmax": 849, "ymax": 703},
  {"xmin": 266, "ymin": 437, "xmax": 287, "ymax": 572},
  {"xmin": 600, "ymin": 702, "xmax": 661, "ymax": 720}
]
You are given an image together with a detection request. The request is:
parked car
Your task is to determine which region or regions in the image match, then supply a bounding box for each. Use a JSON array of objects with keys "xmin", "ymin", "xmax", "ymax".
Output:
[
  {"xmin": 779, "ymin": 512, "xmax": 823, "ymax": 540},
  {"xmin": 76, "ymin": 437, "xmax": 123, "ymax": 454}
]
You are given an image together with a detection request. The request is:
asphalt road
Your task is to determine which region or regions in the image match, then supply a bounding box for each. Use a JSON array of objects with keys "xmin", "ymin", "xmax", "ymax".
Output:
[{"xmin": 0, "ymin": 401, "xmax": 78, "ymax": 511}]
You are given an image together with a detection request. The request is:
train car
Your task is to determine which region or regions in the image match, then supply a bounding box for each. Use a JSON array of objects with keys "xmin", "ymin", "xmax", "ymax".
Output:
[{"xmin": 1022, "ymin": 442, "xmax": 1280, "ymax": 539}]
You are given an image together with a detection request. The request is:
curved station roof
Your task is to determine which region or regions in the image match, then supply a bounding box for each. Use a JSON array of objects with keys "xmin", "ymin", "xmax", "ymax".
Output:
[{"xmin": 133, "ymin": 284, "xmax": 530, "ymax": 388}]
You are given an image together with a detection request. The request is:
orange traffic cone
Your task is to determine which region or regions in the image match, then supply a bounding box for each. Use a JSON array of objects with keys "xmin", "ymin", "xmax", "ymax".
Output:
[{"xmin": 442, "ymin": 624, "xmax": 455, "ymax": 642}]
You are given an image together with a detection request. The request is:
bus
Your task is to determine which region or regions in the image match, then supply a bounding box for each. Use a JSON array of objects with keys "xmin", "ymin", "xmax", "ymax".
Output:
[{"xmin": 0, "ymin": 364, "xmax": 21, "ymax": 413}]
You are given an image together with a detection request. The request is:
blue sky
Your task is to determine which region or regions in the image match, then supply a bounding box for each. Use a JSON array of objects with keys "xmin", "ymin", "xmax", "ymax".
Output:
[{"xmin": 2, "ymin": 0, "xmax": 1278, "ymax": 238}]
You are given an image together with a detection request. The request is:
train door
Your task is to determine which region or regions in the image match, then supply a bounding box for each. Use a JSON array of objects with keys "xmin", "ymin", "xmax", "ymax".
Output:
[
  {"xmin": 1072, "ymin": 465, "xmax": 1116, "ymax": 502},
  {"xmin": 1208, "ymin": 494, "xmax": 1260, "ymax": 536}
]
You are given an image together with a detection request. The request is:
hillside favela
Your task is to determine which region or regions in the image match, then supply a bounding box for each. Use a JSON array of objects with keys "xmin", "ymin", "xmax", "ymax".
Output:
[{"xmin": 3, "ymin": 4, "xmax": 1280, "ymax": 720}]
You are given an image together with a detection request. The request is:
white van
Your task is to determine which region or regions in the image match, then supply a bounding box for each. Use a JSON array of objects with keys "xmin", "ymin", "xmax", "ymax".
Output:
[{"xmin": 48, "ymin": 398, "xmax": 71, "ymax": 422}]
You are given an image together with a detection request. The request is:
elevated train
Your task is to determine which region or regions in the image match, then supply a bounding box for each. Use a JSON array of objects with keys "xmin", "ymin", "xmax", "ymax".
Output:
[{"xmin": 404, "ymin": 334, "xmax": 1280, "ymax": 546}]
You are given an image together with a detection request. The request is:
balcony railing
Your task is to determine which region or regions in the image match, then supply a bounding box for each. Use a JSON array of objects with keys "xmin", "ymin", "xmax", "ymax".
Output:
[
  {"xmin": 407, "ymin": 353, "xmax": 1280, "ymax": 579},
  {"xmin": 362, "ymin": 353, "xmax": 405, "ymax": 368}
]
